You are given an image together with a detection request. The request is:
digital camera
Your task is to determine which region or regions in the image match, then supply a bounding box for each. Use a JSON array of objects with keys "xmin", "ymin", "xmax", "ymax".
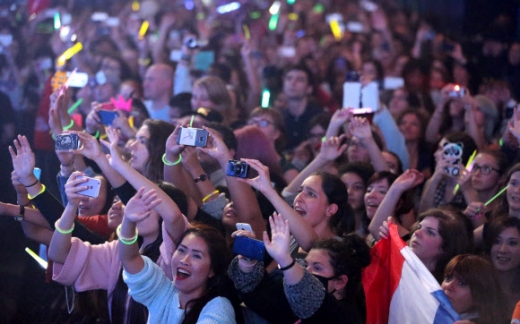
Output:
[
  {"xmin": 449, "ymin": 85, "xmax": 465, "ymax": 98},
  {"xmin": 177, "ymin": 127, "xmax": 208, "ymax": 147},
  {"xmin": 55, "ymin": 133, "xmax": 81, "ymax": 151},
  {"xmin": 226, "ymin": 159, "xmax": 249, "ymax": 178}
]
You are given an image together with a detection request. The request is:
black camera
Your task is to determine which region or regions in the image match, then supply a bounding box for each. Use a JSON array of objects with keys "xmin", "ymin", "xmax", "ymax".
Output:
[{"xmin": 226, "ymin": 160, "xmax": 249, "ymax": 178}]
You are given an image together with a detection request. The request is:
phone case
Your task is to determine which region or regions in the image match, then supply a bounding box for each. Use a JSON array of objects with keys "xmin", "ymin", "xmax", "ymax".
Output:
[
  {"xmin": 98, "ymin": 110, "xmax": 118, "ymax": 126},
  {"xmin": 236, "ymin": 223, "xmax": 253, "ymax": 233},
  {"xmin": 55, "ymin": 134, "xmax": 81, "ymax": 151},
  {"xmin": 232, "ymin": 235, "xmax": 265, "ymax": 261},
  {"xmin": 77, "ymin": 177, "xmax": 101, "ymax": 198}
]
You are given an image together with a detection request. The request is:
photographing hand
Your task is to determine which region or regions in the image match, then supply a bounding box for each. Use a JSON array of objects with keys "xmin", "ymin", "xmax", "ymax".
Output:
[
  {"xmin": 236, "ymin": 158, "xmax": 273, "ymax": 194},
  {"xmin": 196, "ymin": 126, "xmax": 231, "ymax": 162},
  {"xmin": 124, "ymin": 187, "xmax": 162, "ymax": 224},
  {"xmin": 76, "ymin": 131, "xmax": 105, "ymax": 161},
  {"xmin": 101, "ymin": 126, "xmax": 124, "ymax": 166},
  {"xmin": 165, "ymin": 124, "xmax": 185, "ymax": 157},
  {"xmin": 348, "ymin": 116, "xmax": 372, "ymax": 140},
  {"xmin": 319, "ymin": 134, "xmax": 348, "ymax": 162},
  {"xmin": 64, "ymin": 171, "xmax": 89, "ymax": 207}
]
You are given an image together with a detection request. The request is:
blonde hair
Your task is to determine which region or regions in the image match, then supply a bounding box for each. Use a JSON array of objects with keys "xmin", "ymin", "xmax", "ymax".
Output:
[{"xmin": 194, "ymin": 76, "xmax": 233, "ymax": 125}]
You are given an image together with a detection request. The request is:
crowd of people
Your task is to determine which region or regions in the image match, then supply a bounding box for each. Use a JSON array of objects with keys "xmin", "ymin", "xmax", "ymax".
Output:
[{"xmin": 1, "ymin": 0, "xmax": 520, "ymax": 323}]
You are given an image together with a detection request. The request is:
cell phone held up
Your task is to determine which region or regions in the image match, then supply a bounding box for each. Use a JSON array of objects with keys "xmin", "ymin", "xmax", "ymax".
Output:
[
  {"xmin": 449, "ymin": 85, "xmax": 465, "ymax": 98},
  {"xmin": 232, "ymin": 235, "xmax": 265, "ymax": 261},
  {"xmin": 55, "ymin": 133, "xmax": 81, "ymax": 151},
  {"xmin": 97, "ymin": 109, "xmax": 118, "ymax": 126},
  {"xmin": 226, "ymin": 160, "xmax": 250, "ymax": 178},
  {"xmin": 177, "ymin": 127, "xmax": 208, "ymax": 147},
  {"xmin": 77, "ymin": 176, "xmax": 101, "ymax": 198}
]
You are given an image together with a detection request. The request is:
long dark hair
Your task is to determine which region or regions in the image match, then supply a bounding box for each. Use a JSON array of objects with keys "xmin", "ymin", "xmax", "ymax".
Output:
[
  {"xmin": 143, "ymin": 119, "xmax": 175, "ymax": 182},
  {"xmin": 491, "ymin": 163, "xmax": 520, "ymax": 220},
  {"xmin": 312, "ymin": 171, "xmax": 355, "ymax": 236},
  {"xmin": 178, "ymin": 223, "xmax": 234, "ymax": 324}
]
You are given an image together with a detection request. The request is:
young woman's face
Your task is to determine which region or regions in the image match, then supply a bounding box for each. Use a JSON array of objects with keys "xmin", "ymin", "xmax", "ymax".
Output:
[
  {"xmin": 441, "ymin": 273, "xmax": 474, "ymax": 314},
  {"xmin": 490, "ymin": 227, "xmax": 520, "ymax": 273},
  {"xmin": 222, "ymin": 202, "xmax": 237, "ymax": 229},
  {"xmin": 78, "ymin": 176, "xmax": 108, "ymax": 217},
  {"xmin": 364, "ymin": 179, "xmax": 389, "ymax": 219},
  {"xmin": 382, "ymin": 152, "xmax": 400, "ymax": 174},
  {"xmin": 305, "ymin": 249, "xmax": 337, "ymax": 294},
  {"xmin": 409, "ymin": 216, "xmax": 443, "ymax": 266},
  {"xmin": 341, "ymin": 172, "xmax": 365, "ymax": 211},
  {"xmin": 389, "ymin": 88, "xmax": 409, "ymax": 118},
  {"xmin": 398, "ymin": 113, "xmax": 421, "ymax": 142},
  {"xmin": 448, "ymin": 100, "xmax": 465, "ymax": 119},
  {"xmin": 191, "ymin": 85, "xmax": 214, "ymax": 111},
  {"xmin": 506, "ymin": 171, "xmax": 520, "ymax": 213},
  {"xmin": 470, "ymin": 153, "xmax": 502, "ymax": 192},
  {"xmin": 347, "ymin": 137, "xmax": 370, "ymax": 163},
  {"xmin": 172, "ymin": 233, "xmax": 214, "ymax": 297},
  {"xmin": 130, "ymin": 125, "xmax": 150, "ymax": 174},
  {"xmin": 107, "ymin": 197, "xmax": 124, "ymax": 230},
  {"xmin": 294, "ymin": 175, "xmax": 332, "ymax": 228}
]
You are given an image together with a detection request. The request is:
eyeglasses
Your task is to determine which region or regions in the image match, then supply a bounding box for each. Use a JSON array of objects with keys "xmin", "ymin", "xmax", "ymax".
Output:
[
  {"xmin": 248, "ymin": 119, "xmax": 274, "ymax": 128},
  {"xmin": 471, "ymin": 164, "xmax": 500, "ymax": 175}
]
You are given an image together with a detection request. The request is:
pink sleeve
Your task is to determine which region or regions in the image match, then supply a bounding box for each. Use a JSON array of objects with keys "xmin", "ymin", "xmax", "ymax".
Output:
[
  {"xmin": 158, "ymin": 215, "xmax": 190, "ymax": 280},
  {"xmin": 53, "ymin": 238, "xmax": 122, "ymax": 292}
]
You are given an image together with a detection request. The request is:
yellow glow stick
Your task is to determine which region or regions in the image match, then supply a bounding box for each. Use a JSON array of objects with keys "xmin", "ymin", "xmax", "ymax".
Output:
[
  {"xmin": 132, "ymin": 1, "xmax": 140, "ymax": 11},
  {"xmin": 138, "ymin": 21, "xmax": 149, "ymax": 40},
  {"xmin": 128, "ymin": 115, "xmax": 134, "ymax": 129},
  {"xmin": 288, "ymin": 13, "xmax": 298, "ymax": 21},
  {"xmin": 243, "ymin": 25, "xmax": 250, "ymax": 40},
  {"xmin": 25, "ymin": 247, "xmax": 48, "ymax": 269},
  {"xmin": 57, "ymin": 42, "xmax": 83, "ymax": 67},
  {"xmin": 453, "ymin": 150, "xmax": 477, "ymax": 195},
  {"xmin": 330, "ymin": 20, "xmax": 342, "ymax": 41}
]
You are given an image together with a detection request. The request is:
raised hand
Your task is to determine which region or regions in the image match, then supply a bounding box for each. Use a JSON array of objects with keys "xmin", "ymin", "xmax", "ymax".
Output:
[
  {"xmin": 85, "ymin": 108, "xmax": 101, "ymax": 134},
  {"xmin": 124, "ymin": 187, "xmax": 162, "ymax": 224},
  {"xmin": 101, "ymin": 126, "xmax": 124, "ymax": 166},
  {"xmin": 236, "ymin": 158, "xmax": 273, "ymax": 194},
  {"xmin": 379, "ymin": 216, "xmax": 395, "ymax": 240},
  {"xmin": 64, "ymin": 171, "xmax": 89, "ymax": 207},
  {"xmin": 463, "ymin": 201, "xmax": 486, "ymax": 220},
  {"xmin": 392, "ymin": 169, "xmax": 425, "ymax": 192},
  {"xmin": 348, "ymin": 116, "xmax": 372, "ymax": 140},
  {"xmin": 328, "ymin": 108, "xmax": 352, "ymax": 132},
  {"xmin": 319, "ymin": 134, "xmax": 348, "ymax": 162},
  {"xmin": 9, "ymin": 135, "xmax": 36, "ymax": 184},
  {"xmin": 76, "ymin": 131, "xmax": 105, "ymax": 161},
  {"xmin": 263, "ymin": 212, "xmax": 291, "ymax": 265},
  {"xmin": 165, "ymin": 124, "xmax": 185, "ymax": 157},
  {"xmin": 508, "ymin": 106, "xmax": 520, "ymax": 142},
  {"xmin": 48, "ymin": 106, "xmax": 63, "ymax": 136},
  {"xmin": 196, "ymin": 126, "xmax": 231, "ymax": 162},
  {"xmin": 11, "ymin": 170, "xmax": 27, "ymax": 196}
]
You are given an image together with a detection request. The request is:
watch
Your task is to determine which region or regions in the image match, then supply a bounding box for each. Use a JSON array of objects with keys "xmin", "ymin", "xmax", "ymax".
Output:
[
  {"xmin": 194, "ymin": 174, "xmax": 208, "ymax": 183},
  {"xmin": 15, "ymin": 204, "xmax": 24, "ymax": 222}
]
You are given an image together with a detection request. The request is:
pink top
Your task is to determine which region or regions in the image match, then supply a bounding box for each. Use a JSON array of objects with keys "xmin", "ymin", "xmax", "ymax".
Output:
[{"xmin": 53, "ymin": 216, "xmax": 189, "ymax": 319}]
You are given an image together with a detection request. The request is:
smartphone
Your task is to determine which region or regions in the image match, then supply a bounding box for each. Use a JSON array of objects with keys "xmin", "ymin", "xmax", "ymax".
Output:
[
  {"xmin": 232, "ymin": 235, "xmax": 265, "ymax": 261},
  {"xmin": 66, "ymin": 71, "xmax": 89, "ymax": 88},
  {"xmin": 98, "ymin": 110, "xmax": 118, "ymax": 126},
  {"xmin": 177, "ymin": 127, "xmax": 208, "ymax": 147},
  {"xmin": 383, "ymin": 77, "xmax": 404, "ymax": 90},
  {"xmin": 442, "ymin": 142, "xmax": 463, "ymax": 176},
  {"xmin": 91, "ymin": 12, "xmax": 109, "ymax": 22},
  {"xmin": 55, "ymin": 133, "xmax": 81, "ymax": 151},
  {"xmin": 106, "ymin": 17, "xmax": 120, "ymax": 27},
  {"xmin": 236, "ymin": 223, "xmax": 253, "ymax": 233},
  {"xmin": 343, "ymin": 80, "xmax": 362, "ymax": 109},
  {"xmin": 33, "ymin": 168, "xmax": 41, "ymax": 181},
  {"xmin": 170, "ymin": 49, "xmax": 182, "ymax": 62},
  {"xmin": 361, "ymin": 81, "xmax": 380, "ymax": 112},
  {"xmin": 346, "ymin": 22, "xmax": 363, "ymax": 33},
  {"xmin": 352, "ymin": 108, "xmax": 375, "ymax": 123},
  {"xmin": 77, "ymin": 176, "xmax": 101, "ymax": 198},
  {"xmin": 278, "ymin": 46, "xmax": 296, "ymax": 58}
]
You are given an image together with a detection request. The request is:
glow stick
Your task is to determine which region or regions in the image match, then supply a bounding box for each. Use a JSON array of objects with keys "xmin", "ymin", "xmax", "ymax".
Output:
[
  {"xmin": 243, "ymin": 25, "xmax": 250, "ymax": 40},
  {"xmin": 269, "ymin": 1, "xmax": 281, "ymax": 15},
  {"xmin": 330, "ymin": 19, "xmax": 342, "ymax": 40},
  {"xmin": 216, "ymin": 2, "xmax": 240, "ymax": 14},
  {"xmin": 128, "ymin": 115, "xmax": 134, "ymax": 128},
  {"xmin": 484, "ymin": 186, "xmax": 508, "ymax": 206},
  {"xmin": 268, "ymin": 13, "xmax": 279, "ymax": 31},
  {"xmin": 138, "ymin": 21, "xmax": 149, "ymax": 40},
  {"xmin": 132, "ymin": 1, "xmax": 140, "ymax": 11},
  {"xmin": 54, "ymin": 12, "xmax": 61, "ymax": 30},
  {"xmin": 287, "ymin": 0, "xmax": 296, "ymax": 4},
  {"xmin": 190, "ymin": 115, "xmax": 195, "ymax": 127},
  {"xmin": 453, "ymin": 150, "xmax": 477, "ymax": 195},
  {"xmin": 68, "ymin": 98, "xmax": 83, "ymax": 114},
  {"xmin": 57, "ymin": 42, "xmax": 83, "ymax": 67},
  {"xmin": 288, "ymin": 13, "xmax": 298, "ymax": 21},
  {"xmin": 250, "ymin": 11, "xmax": 261, "ymax": 19},
  {"xmin": 261, "ymin": 89, "xmax": 270, "ymax": 108},
  {"xmin": 25, "ymin": 247, "xmax": 48, "ymax": 269}
]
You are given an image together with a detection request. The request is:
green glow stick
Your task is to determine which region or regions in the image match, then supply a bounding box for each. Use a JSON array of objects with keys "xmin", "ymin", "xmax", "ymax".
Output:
[
  {"xmin": 67, "ymin": 98, "xmax": 83, "ymax": 114},
  {"xmin": 453, "ymin": 150, "xmax": 477, "ymax": 195},
  {"xmin": 269, "ymin": 12, "xmax": 279, "ymax": 31},
  {"xmin": 484, "ymin": 186, "xmax": 508, "ymax": 206},
  {"xmin": 190, "ymin": 115, "xmax": 194, "ymax": 127},
  {"xmin": 25, "ymin": 247, "xmax": 48, "ymax": 269}
]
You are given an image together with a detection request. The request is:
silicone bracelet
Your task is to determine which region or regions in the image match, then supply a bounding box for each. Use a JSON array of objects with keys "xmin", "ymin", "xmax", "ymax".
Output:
[
  {"xmin": 202, "ymin": 190, "xmax": 219, "ymax": 203},
  {"xmin": 162, "ymin": 153, "xmax": 182, "ymax": 166},
  {"xmin": 55, "ymin": 219, "xmax": 75, "ymax": 234},
  {"xmin": 28, "ymin": 184, "xmax": 46, "ymax": 200},
  {"xmin": 279, "ymin": 258, "xmax": 296, "ymax": 271}
]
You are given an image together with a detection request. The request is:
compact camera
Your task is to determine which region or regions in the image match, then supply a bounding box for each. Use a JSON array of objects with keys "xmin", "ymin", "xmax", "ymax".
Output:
[
  {"xmin": 226, "ymin": 159, "xmax": 249, "ymax": 178},
  {"xmin": 55, "ymin": 133, "xmax": 81, "ymax": 151},
  {"xmin": 176, "ymin": 127, "xmax": 208, "ymax": 147}
]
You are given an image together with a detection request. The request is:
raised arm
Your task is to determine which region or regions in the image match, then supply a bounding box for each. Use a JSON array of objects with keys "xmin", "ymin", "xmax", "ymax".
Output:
[
  {"xmin": 425, "ymin": 85, "xmax": 450, "ymax": 144},
  {"xmin": 48, "ymin": 171, "xmax": 89, "ymax": 264},
  {"xmin": 119, "ymin": 188, "xmax": 162, "ymax": 274},
  {"xmin": 238, "ymin": 158, "xmax": 318, "ymax": 251},
  {"xmin": 284, "ymin": 135, "xmax": 347, "ymax": 194},
  {"xmin": 348, "ymin": 117, "xmax": 389, "ymax": 172},
  {"xmin": 418, "ymin": 151, "xmax": 449, "ymax": 213},
  {"xmin": 369, "ymin": 169, "xmax": 424, "ymax": 241},
  {"xmin": 198, "ymin": 127, "xmax": 266, "ymax": 239},
  {"xmin": 325, "ymin": 108, "xmax": 350, "ymax": 138},
  {"xmin": 103, "ymin": 127, "xmax": 186, "ymax": 243}
]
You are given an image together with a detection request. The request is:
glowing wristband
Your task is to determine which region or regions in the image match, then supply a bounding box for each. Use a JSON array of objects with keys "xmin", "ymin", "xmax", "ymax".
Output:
[
  {"xmin": 28, "ymin": 184, "xmax": 46, "ymax": 200},
  {"xmin": 202, "ymin": 190, "xmax": 219, "ymax": 203},
  {"xmin": 162, "ymin": 153, "xmax": 182, "ymax": 166},
  {"xmin": 62, "ymin": 120, "xmax": 74, "ymax": 130},
  {"xmin": 55, "ymin": 219, "xmax": 75, "ymax": 234},
  {"xmin": 117, "ymin": 224, "xmax": 139, "ymax": 245},
  {"xmin": 93, "ymin": 130, "xmax": 100, "ymax": 139}
]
